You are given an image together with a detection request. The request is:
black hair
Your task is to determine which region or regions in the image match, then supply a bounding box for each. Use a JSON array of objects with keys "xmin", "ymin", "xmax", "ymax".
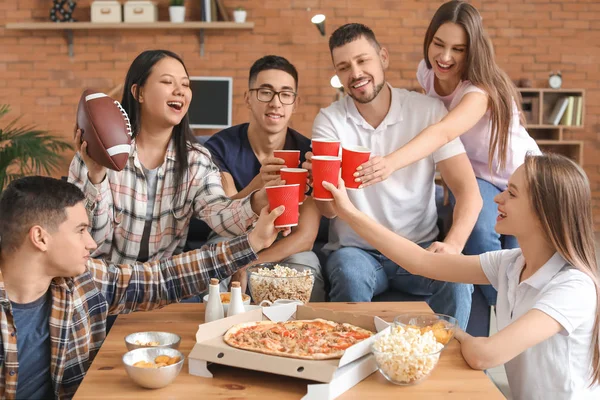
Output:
[
  {"xmin": 328, "ymin": 23, "xmax": 381, "ymax": 54},
  {"xmin": 121, "ymin": 50, "xmax": 199, "ymax": 197},
  {"xmin": 248, "ymin": 55, "xmax": 299, "ymax": 90},
  {"xmin": 0, "ymin": 176, "xmax": 85, "ymax": 253}
]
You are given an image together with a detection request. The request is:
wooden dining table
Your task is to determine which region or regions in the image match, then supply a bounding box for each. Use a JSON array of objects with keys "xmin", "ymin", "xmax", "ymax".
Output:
[{"xmin": 74, "ymin": 302, "xmax": 505, "ymax": 399}]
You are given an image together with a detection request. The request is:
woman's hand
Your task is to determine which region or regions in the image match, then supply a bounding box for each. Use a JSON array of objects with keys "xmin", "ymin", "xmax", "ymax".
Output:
[
  {"xmin": 321, "ymin": 178, "xmax": 359, "ymax": 220},
  {"xmin": 74, "ymin": 127, "xmax": 107, "ymax": 184},
  {"xmin": 354, "ymin": 155, "xmax": 395, "ymax": 188}
]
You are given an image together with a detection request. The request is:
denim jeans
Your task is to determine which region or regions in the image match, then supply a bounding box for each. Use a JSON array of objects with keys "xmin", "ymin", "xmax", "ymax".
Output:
[
  {"xmin": 450, "ymin": 178, "xmax": 519, "ymax": 305},
  {"xmin": 324, "ymin": 245, "xmax": 474, "ymax": 330}
]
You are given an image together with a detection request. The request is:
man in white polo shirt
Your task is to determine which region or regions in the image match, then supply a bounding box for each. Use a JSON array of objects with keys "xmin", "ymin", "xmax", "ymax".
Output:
[{"xmin": 305, "ymin": 23, "xmax": 482, "ymax": 329}]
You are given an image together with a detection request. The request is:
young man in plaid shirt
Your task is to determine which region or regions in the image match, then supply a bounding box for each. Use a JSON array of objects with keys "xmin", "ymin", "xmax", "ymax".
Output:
[{"xmin": 0, "ymin": 176, "xmax": 288, "ymax": 399}]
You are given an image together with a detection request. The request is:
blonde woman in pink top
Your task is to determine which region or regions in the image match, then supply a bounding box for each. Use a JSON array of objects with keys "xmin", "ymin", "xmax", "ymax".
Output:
[{"xmin": 355, "ymin": 0, "xmax": 540, "ymax": 291}]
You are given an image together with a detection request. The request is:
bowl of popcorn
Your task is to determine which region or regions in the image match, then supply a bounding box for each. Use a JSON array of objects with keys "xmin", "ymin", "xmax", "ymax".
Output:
[
  {"xmin": 123, "ymin": 347, "xmax": 184, "ymax": 389},
  {"xmin": 248, "ymin": 263, "xmax": 315, "ymax": 305},
  {"xmin": 393, "ymin": 313, "xmax": 457, "ymax": 348},
  {"xmin": 124, "ymin": 331, "xmax": 181, "ymax": 351},
  {"xmin": 372, "ymin": 324, "xmax": 445, "ymax": 385}
]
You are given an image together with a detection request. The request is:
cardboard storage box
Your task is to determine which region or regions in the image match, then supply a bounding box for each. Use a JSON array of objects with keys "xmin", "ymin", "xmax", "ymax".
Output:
[
  {"xmin": 91, "ymin": 1, "xmax": 122, "ymax": 23},
  {"xmin": 124, "ymin": 1, "xmax": 157, "ymax": 23},
  {"xmin": 188, "ymin": 304, "xmax": 390, "ymax": 400}
]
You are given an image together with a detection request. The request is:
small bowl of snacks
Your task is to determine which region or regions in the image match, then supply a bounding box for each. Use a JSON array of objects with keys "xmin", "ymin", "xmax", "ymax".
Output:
[
  {"xmin": 202, "ymin": 292, "xmax": 251, "ymax": 314},
  {"xmin": 393, "ymin": 313, "xmax": 457, "ymax": 347},
  {"xmin": 372, "ymin": 324, "xmax": 444, "ymax": 385},
  {"xmin": 248, "ymin": 262, "xmax": 315, "ymax": 305},
  {"xmin": 122, "ymin": 347, "xmax": 184, "ymax": 389},
  {"xmin": 124, "ymin": 331, "xmax": 181, "ymax": 351}
]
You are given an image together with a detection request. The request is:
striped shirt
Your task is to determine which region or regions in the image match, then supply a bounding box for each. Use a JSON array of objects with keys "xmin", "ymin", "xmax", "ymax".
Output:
[
  {"xmin": 68, "ymin": 139, "xmax": 257, "ymax": 264},
  {"xmin": 0, "ymin": 235, "xmax": 257, "ymax": 399}
]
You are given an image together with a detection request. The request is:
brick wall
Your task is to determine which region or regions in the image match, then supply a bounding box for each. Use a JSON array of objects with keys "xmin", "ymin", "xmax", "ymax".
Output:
[{"xmin": 2, "ymin": 0, "xmax": 599, "ymax": 225}]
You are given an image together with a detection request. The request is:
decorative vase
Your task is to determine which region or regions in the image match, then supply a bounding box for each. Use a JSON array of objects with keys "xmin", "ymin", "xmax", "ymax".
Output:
[
  {"xmin": 169, "ymin": 6, "xmax": 185, "ymax": 23},
  {"xmin": 233, "ymin": 9, "xmax": 247, "ymax": 23}
]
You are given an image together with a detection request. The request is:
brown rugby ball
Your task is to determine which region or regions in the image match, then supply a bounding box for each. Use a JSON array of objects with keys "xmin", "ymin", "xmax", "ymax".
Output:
[{"xmin": 76, "ymin": 89, "xmax": 132, "ymax": 171}]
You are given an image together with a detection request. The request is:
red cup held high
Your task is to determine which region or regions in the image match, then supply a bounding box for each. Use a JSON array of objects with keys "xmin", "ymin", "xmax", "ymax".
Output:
[
  {"xmin": 265, "ymin": 184, "xmax": 300, "ymax": 228},
  {"xmin": 312, "ymin": 156, "xmax": 341, "ymax": 201},
  {"xmin": 273, "ymin": 150, "xmax": 301, "ymax": 169},
  {"xmin": 312, "ymin": 139, "xmax": 341, "ymax": 157},
  {"xmin": 280, "ymin": 168, "xmax": 309, "ymax": 204},
  {"xmin": 342, "ymin": 146, "xmax": 371, "ymax": 189}
]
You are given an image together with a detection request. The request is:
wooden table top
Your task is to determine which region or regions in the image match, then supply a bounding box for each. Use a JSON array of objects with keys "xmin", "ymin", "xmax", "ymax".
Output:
[{"xmin": 74, "ymin": 302, "xmax": 505, "ymax": 399}]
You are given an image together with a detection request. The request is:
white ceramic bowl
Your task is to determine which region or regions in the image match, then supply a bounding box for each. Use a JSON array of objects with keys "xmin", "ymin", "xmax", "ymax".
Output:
[
  {"xmin": 124, "ymin": 331, "xmax": 181, "ymax": 351},
  {"xmin": 122, "ymin": 347, "xmax": 184, "ymax": 389}
]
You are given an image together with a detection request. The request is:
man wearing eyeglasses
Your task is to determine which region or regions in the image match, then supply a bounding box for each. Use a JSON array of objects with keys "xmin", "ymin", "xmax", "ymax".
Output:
[{"xmin": 203, "ymin": 55, "xmax": 325, "ymax": 300}]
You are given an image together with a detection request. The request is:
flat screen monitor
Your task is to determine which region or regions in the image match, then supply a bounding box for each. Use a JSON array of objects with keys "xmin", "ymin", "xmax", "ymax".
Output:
[{"xmin": 188, "ymin": 76, "xmax": 233, "ymax": 129}]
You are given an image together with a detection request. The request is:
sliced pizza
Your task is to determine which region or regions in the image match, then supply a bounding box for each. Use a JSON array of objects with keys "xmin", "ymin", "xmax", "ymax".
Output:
[{"xmin": 223, "ymin": 318, "xmax": 374, "ymax": 360}]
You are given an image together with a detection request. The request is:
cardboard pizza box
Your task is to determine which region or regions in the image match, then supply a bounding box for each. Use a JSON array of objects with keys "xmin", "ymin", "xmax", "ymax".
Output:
[{"xmin": 188, "ymin": 304, "xmax": 390, "ymax": 399}]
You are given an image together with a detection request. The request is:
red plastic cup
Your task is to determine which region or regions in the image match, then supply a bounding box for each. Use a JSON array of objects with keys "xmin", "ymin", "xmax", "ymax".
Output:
[
  {"xmin": 342, "ymin": 146, "xmax": 371, "ymax": 189},
  {"xmin": 312, "ymin": 139, "xmax": 341, "ymax": 157},
  {"xmin": 280, "ymin": 168, "xmax": 309, "ymax": 204},
  {"xmin": 273, "ymin": 150, "xmax": 300, "ymax": 169},
  {"xmin": 265, "ymin": 184, "xmax": 300, "ymax": 228},
  {"xmin": 312, "ymin": 156, "xmax": 341, "ymax": 201}
]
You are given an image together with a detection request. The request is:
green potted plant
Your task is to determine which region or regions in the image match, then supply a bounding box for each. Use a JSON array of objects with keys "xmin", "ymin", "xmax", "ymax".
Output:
[
  {"xmin": 233, "ymin": 6, "xmax": 246, "ymax": 23},
  {"xmin": 169, "ymin": 0, "xmax": 185, "ymax": 23},
  {"xmin": 0, "ymin": 105, "xmax": 73, "ymax": 192}
]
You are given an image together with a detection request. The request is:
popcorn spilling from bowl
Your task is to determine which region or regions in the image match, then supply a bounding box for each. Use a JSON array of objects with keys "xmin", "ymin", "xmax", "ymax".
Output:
[
  {"xmin": 249, "ymin": 264, "xmax": 314, "ymax": 304},
  {"xmin": 373, "ymin": 325, "xmax": 444, "ymax": 384}
]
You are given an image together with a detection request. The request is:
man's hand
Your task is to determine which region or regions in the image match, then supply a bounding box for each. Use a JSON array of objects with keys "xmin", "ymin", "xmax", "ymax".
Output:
[
  {"xmin": 354, "ymin": 155, "xmax": 395, "ymax": 188},
  {"xmin": 259, "ymin": 156, "xmax": 286, "ymax": 186},
  {"xmin": 74, "ymin": 127, "xmax": 106, "ymax": 184},
  {"xmin": 248, "ymin": 206, "xmax": 291, "ymax": 252},
  {"xmin": 249, "ymin": 156, "xmax": 291, "ymax": 214},
  {"xmin": 250, "ymin": 189, "xmax": 267, "ymax": 215},
  {"xmin": 301, "ymin": 151, "xmax": 314, "ymax": 186},
  {"xmin": 426, "ymin": 241, "xmax": 462, "ymax": 254},
  {"xmin": 250, "ymin": 175, "xmax": 287, "ymax": 215}
]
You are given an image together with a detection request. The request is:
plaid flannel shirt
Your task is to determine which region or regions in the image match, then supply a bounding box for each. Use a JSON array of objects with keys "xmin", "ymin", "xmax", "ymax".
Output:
[
  {"xmin": 68, "ymin": 139, "xmax": 257, "ymax": 264},
  {"xmin": 0, "ymin": 235, "xmax": 257, "ymax": 399}
]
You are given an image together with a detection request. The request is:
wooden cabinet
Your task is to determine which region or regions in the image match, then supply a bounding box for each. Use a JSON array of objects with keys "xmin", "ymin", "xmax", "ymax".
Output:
[{"xmin": 518, "ymin": 88, "xmax": 585, "ymax": 165}]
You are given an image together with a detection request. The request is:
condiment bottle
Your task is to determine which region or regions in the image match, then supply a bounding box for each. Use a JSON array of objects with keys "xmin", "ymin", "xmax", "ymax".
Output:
[
  {"xmin": 205, "ymin": 278, "xmax": 224, "ymax": 323},
  {"xmin": 227, "ymin": 281, "xmax": 245, "ymax": 317}
]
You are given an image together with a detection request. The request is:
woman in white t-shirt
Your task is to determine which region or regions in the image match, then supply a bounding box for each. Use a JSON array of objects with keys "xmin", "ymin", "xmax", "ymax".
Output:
[
  {"xmin": 323, "ymin": 153, "xmax": 599, "ymax": 399},
  {"xmin": 354, "ymin": 1, "xmax": 540, "ymax": 297}
]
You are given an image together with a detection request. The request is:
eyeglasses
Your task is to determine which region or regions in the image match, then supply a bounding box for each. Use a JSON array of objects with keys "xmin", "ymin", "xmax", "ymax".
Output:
[{"xmin": 249, "ymin": 88, "xmax": 297, "ymax": 105}]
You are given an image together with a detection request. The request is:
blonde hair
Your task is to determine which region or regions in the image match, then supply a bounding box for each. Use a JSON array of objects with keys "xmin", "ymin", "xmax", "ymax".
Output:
[
  {"xmin": 524, "ymin": 153, "xmax": 600, "ymax": 386},
  {"xmin": 423, "ymin": 1, "xmax": 524, "ymax": 172}
]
